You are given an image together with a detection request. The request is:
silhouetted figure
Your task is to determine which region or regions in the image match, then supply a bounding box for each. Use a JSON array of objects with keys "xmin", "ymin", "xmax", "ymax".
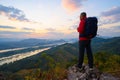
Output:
[{"xmin": 77, "ymin": 12, "xmax": 93, "ymax": 70}]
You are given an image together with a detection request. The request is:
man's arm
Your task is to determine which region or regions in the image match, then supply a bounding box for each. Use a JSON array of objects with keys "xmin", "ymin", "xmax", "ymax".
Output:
[{"xmin": 77, "ymin": 20, "xmax": 85, "ymax": 34}]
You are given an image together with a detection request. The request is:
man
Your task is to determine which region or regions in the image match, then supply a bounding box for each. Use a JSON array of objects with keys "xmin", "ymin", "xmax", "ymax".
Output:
[{"xmin": 77, "ymin": 12, "xmax": 93, "ymax": 71}]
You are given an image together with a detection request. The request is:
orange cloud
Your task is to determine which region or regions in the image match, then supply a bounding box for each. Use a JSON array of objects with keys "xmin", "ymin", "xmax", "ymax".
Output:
[{"xmin": 61, "ymin": 0, "xmax": 85, "ymax": 13}]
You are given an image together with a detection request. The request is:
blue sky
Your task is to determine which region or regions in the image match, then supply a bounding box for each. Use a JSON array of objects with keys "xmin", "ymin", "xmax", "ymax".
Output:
[{"xmin": 0, "ymin": 0, "xmax": 120, "ymax": 39}]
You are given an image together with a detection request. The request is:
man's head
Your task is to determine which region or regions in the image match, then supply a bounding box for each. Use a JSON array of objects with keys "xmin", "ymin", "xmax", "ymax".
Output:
[{"xmin": 80, "ymin": 12, "xmax": 86, "ymax": 20}]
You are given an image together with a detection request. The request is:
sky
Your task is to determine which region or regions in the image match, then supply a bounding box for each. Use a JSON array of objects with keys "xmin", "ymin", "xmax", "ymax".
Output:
[{"xmin": 0, "ymin": 0, "xmax": 120, "ymax": 39}]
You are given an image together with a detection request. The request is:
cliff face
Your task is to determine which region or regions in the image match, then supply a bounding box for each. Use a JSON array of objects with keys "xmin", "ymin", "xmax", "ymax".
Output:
[{"xmin": 67, "ymin": 64, "xmax": 119, "ymax": 80}]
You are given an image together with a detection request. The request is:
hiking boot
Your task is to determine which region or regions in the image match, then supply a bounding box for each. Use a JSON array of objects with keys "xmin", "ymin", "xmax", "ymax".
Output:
[
  {"xmin": 89, "ymin": 68, "xmax": 93, "ymax": 71},
  {"xmin": 75, "ymin": 64, "xmax": 85, "ymax": 72},
  {"xmin": 76, "ymin": 66, "xmax": 84, "ymax": 72},
  {"xmin": 75, "ymin": 64, "xmax": 81, "ymax": 68},
  {"xmin": 89, "ymin": 68, "xmax": 94, "ymax": 74},
  {"xmin": 78, "ymin": 67, "xmax": 84, "ymax": 72}
]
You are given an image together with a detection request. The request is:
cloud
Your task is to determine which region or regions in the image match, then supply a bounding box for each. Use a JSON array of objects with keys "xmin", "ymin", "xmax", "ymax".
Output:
[
  {"xmin": 0, "ymin": 29, "xmax": 78, "ymax": 39},
  {"xmin": 99, "ymin": 6, "xmax": 120, "ymax": 25},
  {"xmin": 61, "ymin": 0, "xmax": 86, "ymax": 13},
  {"xmin": 0, "ymin": 31, "xmax": 32, "ymax": 38},
  {"xmin": 112, "ymin": 26, "xmax": 120, "ymax": 30},
  {"xmin": 22, "ymin": 28, "xmax": 35, "ymax": 31},
  {"xmin": 0, "ymin": 25, "xmax": 16, "ymax": 29},
  {"xmin": 46, "ymin": 28, "xmax": 56, "ymax": 31},
  {"xmin": 45, "ymin": 31, "xmax": 78, "ymax": 39},
  {"xmin": 47, "ymin": 31, "xmax": 64, "ymax": 35},
  {"xmin": 0, "ymin": 4, "xmax": 29, "ymax": 22},
  {"xmin": 45, "ymin": 28, "xmax": 77, "ymax": 39},
  {"xmin": 44, "ymin": 31, "xmax": 65, "ymax": 39},
  {"xmin": 0, "ymin": 31, "xmax": 31, "ymax": 35},
  {"xmin": 69, "ymin": 25, "xmax": 78, "ymax": 30},
  {"xmin": 17, "ymin": 31, "xmax": 66, "ymax": 39},
  {"xmin": 101, "ymin": 6, "xmax": 120, "ymax": 16},
  {"xmin": 98, "ymin": 26, "xmax": 120, "ymax": 37}
]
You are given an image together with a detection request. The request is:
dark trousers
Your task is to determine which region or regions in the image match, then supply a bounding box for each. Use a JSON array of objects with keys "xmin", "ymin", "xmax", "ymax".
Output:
[{"xmin": 78, "ymin": 40, "xmax": 93, "ymax": 68}]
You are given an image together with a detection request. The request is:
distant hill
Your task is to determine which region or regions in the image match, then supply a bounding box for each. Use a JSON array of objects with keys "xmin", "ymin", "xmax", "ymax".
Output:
[
  {"xmin": 0, "ymin": 38, "xmax": 21, "ymax": 42},
  {"xmin": 72, "ymin": 37, "xmax": 120, "ymax": 55},
  {"xmin": 0, "ymin": 38, "xmax": 67, "ymax": 50},
  {"xmin": 92, "ymin": 37, "xmax": 120, "ymax": 55}
]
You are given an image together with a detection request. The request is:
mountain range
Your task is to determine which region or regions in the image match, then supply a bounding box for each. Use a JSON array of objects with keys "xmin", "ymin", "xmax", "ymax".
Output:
[
  {"xmin": 0, "ymin": 37, "xmax": 120, "ymax": 80},
  {"xmin": 0, "ymin": 37, "xmax": 119, "ymax": 71},
  {"xmin": 0, "ymin": 38, "xmax": 69, "ymax": 50}
]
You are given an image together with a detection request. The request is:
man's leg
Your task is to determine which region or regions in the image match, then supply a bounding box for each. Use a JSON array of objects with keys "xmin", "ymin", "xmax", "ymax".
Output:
[
  {"xmin": 78, "ymin": 40, "xmax": 85, "ymax": 68},
  {"xmin": 86, "ymin": 40, "xmax": 93, "ymax": 68}
]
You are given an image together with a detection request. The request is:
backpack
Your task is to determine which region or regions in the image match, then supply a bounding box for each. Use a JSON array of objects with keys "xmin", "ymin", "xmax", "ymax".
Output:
[{"xmin": 80, "ymin": 17, "xmax": 98, "ymax": 38}]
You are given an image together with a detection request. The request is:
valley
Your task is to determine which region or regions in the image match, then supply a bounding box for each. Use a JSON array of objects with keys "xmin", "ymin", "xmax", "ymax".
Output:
[{"xmin": 0, "ymin": 37, "xmax": 120, "ymax": 80}]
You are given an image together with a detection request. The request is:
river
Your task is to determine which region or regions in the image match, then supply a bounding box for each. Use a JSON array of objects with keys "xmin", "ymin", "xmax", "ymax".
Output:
[{"xmin": 0, "ymin": 47, "xmax": 50, "ymax": 66}]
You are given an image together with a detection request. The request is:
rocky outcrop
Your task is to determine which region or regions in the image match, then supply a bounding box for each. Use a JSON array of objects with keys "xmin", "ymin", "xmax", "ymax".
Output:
[{"xmin": 67, "ymin": 64, "xmax": 119, "ymax": 80}]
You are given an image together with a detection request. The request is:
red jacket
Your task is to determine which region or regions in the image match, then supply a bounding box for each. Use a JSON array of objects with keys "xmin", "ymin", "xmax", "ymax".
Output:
[{"xmin": 77, "ymin": 17, "xmax": 90, "ymax": 40}]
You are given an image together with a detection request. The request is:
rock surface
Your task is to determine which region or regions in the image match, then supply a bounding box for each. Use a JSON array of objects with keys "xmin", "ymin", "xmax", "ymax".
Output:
[{"xmin": 67, "ymin": 64, "xmax": 119, "ymax": 80}]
